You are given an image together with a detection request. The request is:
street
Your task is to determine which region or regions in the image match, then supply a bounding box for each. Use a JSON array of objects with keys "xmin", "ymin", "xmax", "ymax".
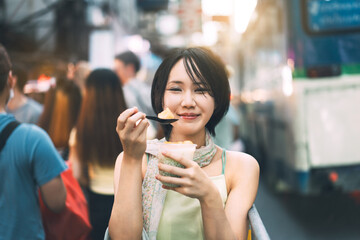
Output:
[{"xmin": 255, "ymin": 176, "xmax": 360, "ymax": 240}]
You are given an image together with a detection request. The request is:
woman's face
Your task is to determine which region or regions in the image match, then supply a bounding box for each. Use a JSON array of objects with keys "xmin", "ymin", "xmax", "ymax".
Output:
[{"xmin": 163, "ymin": 59, "xmax": 215, "ymax": 138}]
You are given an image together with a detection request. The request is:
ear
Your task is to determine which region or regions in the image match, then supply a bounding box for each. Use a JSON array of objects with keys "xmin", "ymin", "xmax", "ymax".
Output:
[{"xmin": 8, "ymin": 71, "xmax": 15, "ymax": 88}]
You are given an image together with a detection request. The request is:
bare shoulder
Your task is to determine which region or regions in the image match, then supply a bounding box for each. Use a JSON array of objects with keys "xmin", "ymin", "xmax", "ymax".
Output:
[
  {"xmin": 224, "ymin": 151, "xmax": 260, "ymax": 189},
  {"xmin": 226, "ymin": 151, "xmax": 259, "ymax": 173}
]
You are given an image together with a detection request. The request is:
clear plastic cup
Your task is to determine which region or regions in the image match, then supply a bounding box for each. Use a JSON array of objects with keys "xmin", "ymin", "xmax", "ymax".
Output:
[{"xmin": 158, "ymin": 142, "xmax": 197, "ymax": 187}]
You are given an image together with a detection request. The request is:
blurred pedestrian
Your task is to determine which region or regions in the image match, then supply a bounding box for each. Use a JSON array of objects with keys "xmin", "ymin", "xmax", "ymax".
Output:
[
  {"xmin": 6, "ymin": 64, "xmax": 43, "ymax": 124},
  {"xmin": 114, "ymin": 50, "xmax": 157, "ymax": 138},
  {"xmin": 214, "ymin": 104, "xmax": 243, "ymax": 151},
  {"xmin": 214, "ymin": 65, "xmax": 243, "ymax": 151},
  {"xmin": 38, "ymin": 79, "xmax": 81, "ymax": 160},
  {"xmin": 0, "ymin": 44, "xmax": 67, "ymax": 239},
  {"xmin": 68, "ymin": 69, "xmax": 127, "ymax": 240}
]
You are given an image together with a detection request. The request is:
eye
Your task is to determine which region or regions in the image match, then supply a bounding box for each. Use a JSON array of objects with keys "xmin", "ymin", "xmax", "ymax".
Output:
[
  {"xmin": 167, "ymin": 87, "xmax": 182, "ymax": 92},
  {"xmin": 195, "ymin": 88, "xmax": 210, "ymax": 94}
]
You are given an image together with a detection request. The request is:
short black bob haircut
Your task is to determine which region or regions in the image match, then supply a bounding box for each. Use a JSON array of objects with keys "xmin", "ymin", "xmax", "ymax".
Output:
[{"xmin": 151, "ymin": 47, "xmax": 230, "ymax": 139}]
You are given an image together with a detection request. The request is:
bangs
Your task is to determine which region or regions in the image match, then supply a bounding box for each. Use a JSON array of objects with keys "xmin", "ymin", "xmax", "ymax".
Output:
[{"xmin": 182, "ymin": 57, "xmax": 213, "ymax": 96}]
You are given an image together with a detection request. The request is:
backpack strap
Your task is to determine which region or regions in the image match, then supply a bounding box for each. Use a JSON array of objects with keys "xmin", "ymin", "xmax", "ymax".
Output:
[{"xmin": 0, "ymin": 121, "xmax": 21, "ymax": 151}]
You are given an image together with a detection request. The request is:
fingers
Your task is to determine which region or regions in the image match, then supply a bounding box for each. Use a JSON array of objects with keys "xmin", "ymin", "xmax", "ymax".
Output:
[
  {"xmin": 116, "ymin": 107, "xmax": 150, "ymax": 144},
  {"xmin": 156, "ymin": 163, "xmax": 195, "ymax": 191},
  {"xmin": 132, "ymin": 117, "xmax": 149, "ymax": 139},
  {"xmin": 155, "ymin": 174, "xmax": 186, "ymax": 187},
  {"xmin": 116, "ymin": 107, "xmax": 138, "ymax": 132},
  {"xmin": 160, "ymin": 150, "xmax": 196, "ymax": 168},
  {"xmin": 158, "ymin": 162, "xmax": 187, "ymax": 177},
  {"xmin": 117, "ymin": 108, "xmax": 146, "ymax": 133},
  {"xmin": 127, "ymin": 112, "xmax": 146, "ymax": 128}
]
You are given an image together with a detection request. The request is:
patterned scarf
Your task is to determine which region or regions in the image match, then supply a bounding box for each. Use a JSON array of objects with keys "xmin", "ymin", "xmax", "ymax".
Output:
[{"xmin": 142, "ymin": 131, "xmax": 217, "ymax": 240}]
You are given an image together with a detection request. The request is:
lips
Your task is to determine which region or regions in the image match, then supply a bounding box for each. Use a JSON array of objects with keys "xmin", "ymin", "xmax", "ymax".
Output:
[{"xmin": 178, "ymin": 113, "xmax": 199, "ymax": 120}]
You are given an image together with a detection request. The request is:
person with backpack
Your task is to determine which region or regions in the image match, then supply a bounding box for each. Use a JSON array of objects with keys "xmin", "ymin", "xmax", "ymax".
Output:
[{"xmin": 0, "ymin": 44, "xmax": 67, "ymax": 239}]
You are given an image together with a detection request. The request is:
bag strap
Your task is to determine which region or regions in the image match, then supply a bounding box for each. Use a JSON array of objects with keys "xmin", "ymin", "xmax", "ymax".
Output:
[{"xmin": 0, "ymin": 121, "xmax": 21, "ymax": 151}]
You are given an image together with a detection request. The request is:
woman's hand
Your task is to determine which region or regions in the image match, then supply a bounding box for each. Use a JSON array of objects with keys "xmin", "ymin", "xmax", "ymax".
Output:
[
  {"xmin": 116, "ymin": 107, "xmax": 149, "ymax": 160},
  {"xmin": 156, "ymin": 150, "xmax": 217, "ymax": 201}
]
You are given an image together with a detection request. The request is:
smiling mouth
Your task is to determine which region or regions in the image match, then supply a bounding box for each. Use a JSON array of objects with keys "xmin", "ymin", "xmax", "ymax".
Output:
[{"xmin": 179, "ymin": 114, "xmax": 199, "ymax": 120}]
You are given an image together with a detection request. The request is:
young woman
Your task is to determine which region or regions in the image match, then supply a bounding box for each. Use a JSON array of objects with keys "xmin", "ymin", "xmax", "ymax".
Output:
[
  {"xmin": 108, "ymin": 47, "xmax": 259, "ymax": 240},
  {"xmin": 68, "ymin": 69, "xmax": 127, "ymax": 240}
]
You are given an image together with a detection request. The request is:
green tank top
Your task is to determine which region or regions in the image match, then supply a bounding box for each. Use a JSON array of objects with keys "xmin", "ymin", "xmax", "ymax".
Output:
[{"xmin": 157, "ymin": 150, "xmax": 228, "ymax": 240}]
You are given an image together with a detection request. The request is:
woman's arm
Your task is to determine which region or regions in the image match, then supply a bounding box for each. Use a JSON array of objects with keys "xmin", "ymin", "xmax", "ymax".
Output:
[
  {"xmin": 108, "ymin": 107, "xmax": 149, "ymax": 239},
  {"xmin": 202, "ymin": 152, "xmax": 259, "ymax": 240},
  {"xmin": 109, "ymin": 153, "xmax": 144, "ymax": 239},
  {"xmin": 68, "ymin": 143, "xmax": 88, "ymax": 187},
  {"xmin": 68, "ymin": 129, "xmax": 88, "ymax": 187}
]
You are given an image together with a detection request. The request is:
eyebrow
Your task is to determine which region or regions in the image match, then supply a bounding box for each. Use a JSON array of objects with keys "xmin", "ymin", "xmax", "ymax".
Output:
[
  {"xmin": 168, "ymin": 79, "xmax": 205, "ymax": 85},
  {"xmin": 167, "ymin": 80, "xmax": 184, "ymax": 84}
]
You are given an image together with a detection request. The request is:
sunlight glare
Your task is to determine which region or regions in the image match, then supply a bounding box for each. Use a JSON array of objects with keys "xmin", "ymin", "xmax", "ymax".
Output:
[
  {"xmin": 202, "ymin": 0, "xmax": 233, "ymax": 16},
  {"xmin": 234, "ymin": 0, "xmax": 258, "ymax": 33}
]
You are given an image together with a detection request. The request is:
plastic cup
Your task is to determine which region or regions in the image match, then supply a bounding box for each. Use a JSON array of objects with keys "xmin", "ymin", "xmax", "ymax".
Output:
[{"xmin": 158, "ymin": 142, "xmax": 197, "ymax": 187}]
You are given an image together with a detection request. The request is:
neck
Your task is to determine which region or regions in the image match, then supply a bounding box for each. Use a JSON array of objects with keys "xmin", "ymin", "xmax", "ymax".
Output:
[
  {"xmin": 7, "ymin": 90, "xmax": 27, "ymax": 111},
  {"xmin": 0, "ymin": 102, "xmax": 6, "ymax": 113},
  {"xmin": 0, "ymin": 90, "xmax": 8, "ymax": 113},
  {"xmin": 122, "ymin": 77, "xmax": 131, "ymax": 85}
]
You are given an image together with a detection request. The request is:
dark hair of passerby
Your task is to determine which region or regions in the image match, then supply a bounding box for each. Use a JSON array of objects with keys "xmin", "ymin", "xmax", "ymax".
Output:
[
  {"xmin": 114, "ymin": 51, "xmax": 141, "ymax": 73},
  {"xmin": 38, "ymin": 80, "xmax": 81, "ymax": 156},
  {"xmin": 0, "ymin": 44, "xmax": 12, "ymax": 92},
  {"xmin": 37, "ymin": 87, "xmax": 56, "ymax": 131},
  {"xmin": 75, "ymin": 68, "xmax": 126, "ymax": 168}
]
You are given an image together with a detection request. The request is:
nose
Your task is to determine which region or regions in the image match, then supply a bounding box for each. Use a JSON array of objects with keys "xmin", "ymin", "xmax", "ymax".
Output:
[{"xmin": 181, "ymin": 90, "xmax": 196, "ymax": 108}]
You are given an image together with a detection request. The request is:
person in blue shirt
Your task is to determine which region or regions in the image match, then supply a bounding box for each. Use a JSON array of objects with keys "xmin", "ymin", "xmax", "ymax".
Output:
[{"xmin": 0, "ymin": 44, "xmax": 67, "ymax": 240}]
